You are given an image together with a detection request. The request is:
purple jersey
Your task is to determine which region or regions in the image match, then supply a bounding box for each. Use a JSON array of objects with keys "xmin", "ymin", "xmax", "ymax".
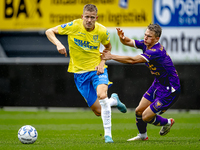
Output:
[{"xmin": 135, "ymin": 40, "xmax": 180, "ymax": 93}]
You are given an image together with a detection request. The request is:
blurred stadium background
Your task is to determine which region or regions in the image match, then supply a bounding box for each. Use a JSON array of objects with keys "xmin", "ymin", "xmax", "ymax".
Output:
[{"xmin": 0, "ymin": 0, "xmax": 200, "ymax": 109}]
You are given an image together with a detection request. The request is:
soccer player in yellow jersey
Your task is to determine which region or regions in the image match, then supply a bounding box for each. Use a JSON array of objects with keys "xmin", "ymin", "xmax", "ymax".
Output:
[{"xmin": 45, "ymin": 4, "xmax": 127, "ymax": 143}]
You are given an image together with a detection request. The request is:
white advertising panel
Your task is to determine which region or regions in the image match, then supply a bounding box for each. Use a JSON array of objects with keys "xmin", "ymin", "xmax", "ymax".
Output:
[{"xmin": 106, "ymin": 27, "xmax": 200, "ymax": 63}]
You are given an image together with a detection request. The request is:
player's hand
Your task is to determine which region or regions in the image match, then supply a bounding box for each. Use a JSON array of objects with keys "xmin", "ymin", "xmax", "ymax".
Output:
[
  {"xmin": 116, "ymin": 28, "xmax": 125, "ymax": 40},
  {"xmin": 57, "ymin": 43, "xmax": 67, "ymax": 57},
  {"xmin": 95, "ymin": 65, "xmax": 104, "ymax": 75},
  {"xmin": 100, "ymin": 50, "xmax": 112, "ymax": 60}
]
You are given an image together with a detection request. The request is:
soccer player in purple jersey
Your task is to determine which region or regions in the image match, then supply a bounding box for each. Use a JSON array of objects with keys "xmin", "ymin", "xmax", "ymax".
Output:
[{"xmin": 101, "ymin": 24, "xmax": 181, "ymax": 141}]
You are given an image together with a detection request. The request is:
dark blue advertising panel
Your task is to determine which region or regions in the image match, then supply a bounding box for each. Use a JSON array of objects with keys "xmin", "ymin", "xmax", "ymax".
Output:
[{"xmin": 154, "ymin": 0, "xmax": 200, "ymax": 26}]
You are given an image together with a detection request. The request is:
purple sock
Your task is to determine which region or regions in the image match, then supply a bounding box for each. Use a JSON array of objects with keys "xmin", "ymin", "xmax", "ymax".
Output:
[
  {"xmin": 136, "ymin": 114, "xmax": 147, "ymax": 133},
  {"xmin": 151, "ymin": 115, "xmax": 168, "ymax": 126}
]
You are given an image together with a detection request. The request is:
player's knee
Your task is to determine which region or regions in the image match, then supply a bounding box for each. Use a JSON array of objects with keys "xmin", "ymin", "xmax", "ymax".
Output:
[
  {"xmin": 142, "ymin": 115, "xmax": 150, "ymax": 123},
  {"xmin": 97, "ymin": 92, "xmax": 107, "ymax": 100},
  {"xmin": 142, "ymin": 114, "xmax": 153, "ymax": 123},
  {"xmin": 135, "ymin": 107, "xmax": 143, "ymax": 116}
]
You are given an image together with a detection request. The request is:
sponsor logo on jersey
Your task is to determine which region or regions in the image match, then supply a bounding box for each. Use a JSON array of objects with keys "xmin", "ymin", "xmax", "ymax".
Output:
[
  {"xmin": 61, "ymin": 21, "xmax": 73, "ymax": 28},
  {"xmin": 78, "ymin": 32, "xmax": 85, "ymax": 35},
  {"xmin": 74, "ymin": 38, "xmax": 98, "ymax": 50},
  {"xmin": 61, "ymin": 23, "xmax": 67, "ymax": 28}
]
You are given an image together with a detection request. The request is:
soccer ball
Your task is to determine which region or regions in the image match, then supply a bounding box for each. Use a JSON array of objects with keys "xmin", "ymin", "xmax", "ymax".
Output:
[{"xmin": 18, "ymin": 125, "xmax": 38, "ymax": 144}]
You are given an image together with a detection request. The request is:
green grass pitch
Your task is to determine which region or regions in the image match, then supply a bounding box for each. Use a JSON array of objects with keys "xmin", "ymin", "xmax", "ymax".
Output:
[{"xmin": 0, "ymin": 109, "xmax": 200, "ymax": 150}]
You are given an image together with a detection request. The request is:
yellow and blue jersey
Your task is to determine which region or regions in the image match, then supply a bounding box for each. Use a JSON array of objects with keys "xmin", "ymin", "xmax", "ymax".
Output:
[{"xmin": 58, "ymin": 19, "xmax": 110, "ymax": 73}]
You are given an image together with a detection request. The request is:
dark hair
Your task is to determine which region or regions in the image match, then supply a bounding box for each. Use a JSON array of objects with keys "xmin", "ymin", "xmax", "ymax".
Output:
[
  {"xmin": 147, "ymin": 24, "xmax": 162, "ymax": 37},
  {"xmin": 83, "ymin": 4, "xmax": 98, "ymax": 13}
]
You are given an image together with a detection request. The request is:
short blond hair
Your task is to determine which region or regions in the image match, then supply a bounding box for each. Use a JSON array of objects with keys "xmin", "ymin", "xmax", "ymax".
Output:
[{"xmin": 83, "ymin": 4, "xmax": 98, "ymax": 13}]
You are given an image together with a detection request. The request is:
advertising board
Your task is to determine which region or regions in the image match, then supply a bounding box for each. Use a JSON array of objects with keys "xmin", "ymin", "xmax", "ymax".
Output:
[
  {"xmin": 154, "ymin": 0, "xmax": 200, "ymax": 26},
  {"xmin": 107, "ymin": 27, "xmax": 200, "ymax": 63},
  {"xmin": 0, "ymin": 0, "xmax": 152, "ymax": 30}
]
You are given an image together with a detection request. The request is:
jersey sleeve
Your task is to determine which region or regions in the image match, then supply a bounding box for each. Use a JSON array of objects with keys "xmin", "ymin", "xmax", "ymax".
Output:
[
  {"xmin": 58, "ymin": 20, "xmax": 77, "ymax": 35},
  {"xmin": 135, "ymin": 40, "xmax": 160, "ymax": 62},
  {"xmin": 134, "ymin": 40, "xmax": 145, "ymax": 50},
  {"xmin": 100, "ymin": 29, "xmax": 110, "ymax": 46}
]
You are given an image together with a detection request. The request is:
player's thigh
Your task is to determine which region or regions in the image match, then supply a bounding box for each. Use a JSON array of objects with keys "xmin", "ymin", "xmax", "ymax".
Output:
[
  {"xmin": 142, "ymin": 106, "xmax": 156, "ymax": 122},
  {"xmin": 135, "ymin": 97, "xmax": 152, "ymax": 116}
]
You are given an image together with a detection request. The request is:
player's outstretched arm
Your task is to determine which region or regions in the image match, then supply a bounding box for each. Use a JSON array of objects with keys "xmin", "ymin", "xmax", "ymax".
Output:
[
  {"xmin": 101, "ymin": 51, "xmax": 146, "ymax": 65},
  {"xmin": 116, "ymin": 28, "xmax": 134, "ymax": 47},
  {"xmin": 45, "ymin": 26, "xmax": 67, "ymax": 57}
]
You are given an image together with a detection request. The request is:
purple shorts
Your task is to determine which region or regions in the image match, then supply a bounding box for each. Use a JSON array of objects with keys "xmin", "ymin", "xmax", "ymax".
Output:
[{"xmin": 143, "ymin": 85, "xmax": 181, "ymax": 114}]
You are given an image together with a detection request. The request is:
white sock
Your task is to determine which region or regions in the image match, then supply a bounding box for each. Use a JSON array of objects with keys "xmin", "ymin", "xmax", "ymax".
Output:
[
  {"xmin": 99, "ymin": 97, "xmax": 112, "ymax": 137},
  {"xmin": 109, "ymin": 97, "xmax": 118, "ymax": 107},
  {"xmin": 104, "ymin": 127, "xmax": 111, "ymax": 137},
  {"xmin": 167, "ymin": 119, "xmax": 171, "ymax": 125},
  {"xmin": 139, "ymin": 132, "xmax": 147, "ymax": 138}
]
